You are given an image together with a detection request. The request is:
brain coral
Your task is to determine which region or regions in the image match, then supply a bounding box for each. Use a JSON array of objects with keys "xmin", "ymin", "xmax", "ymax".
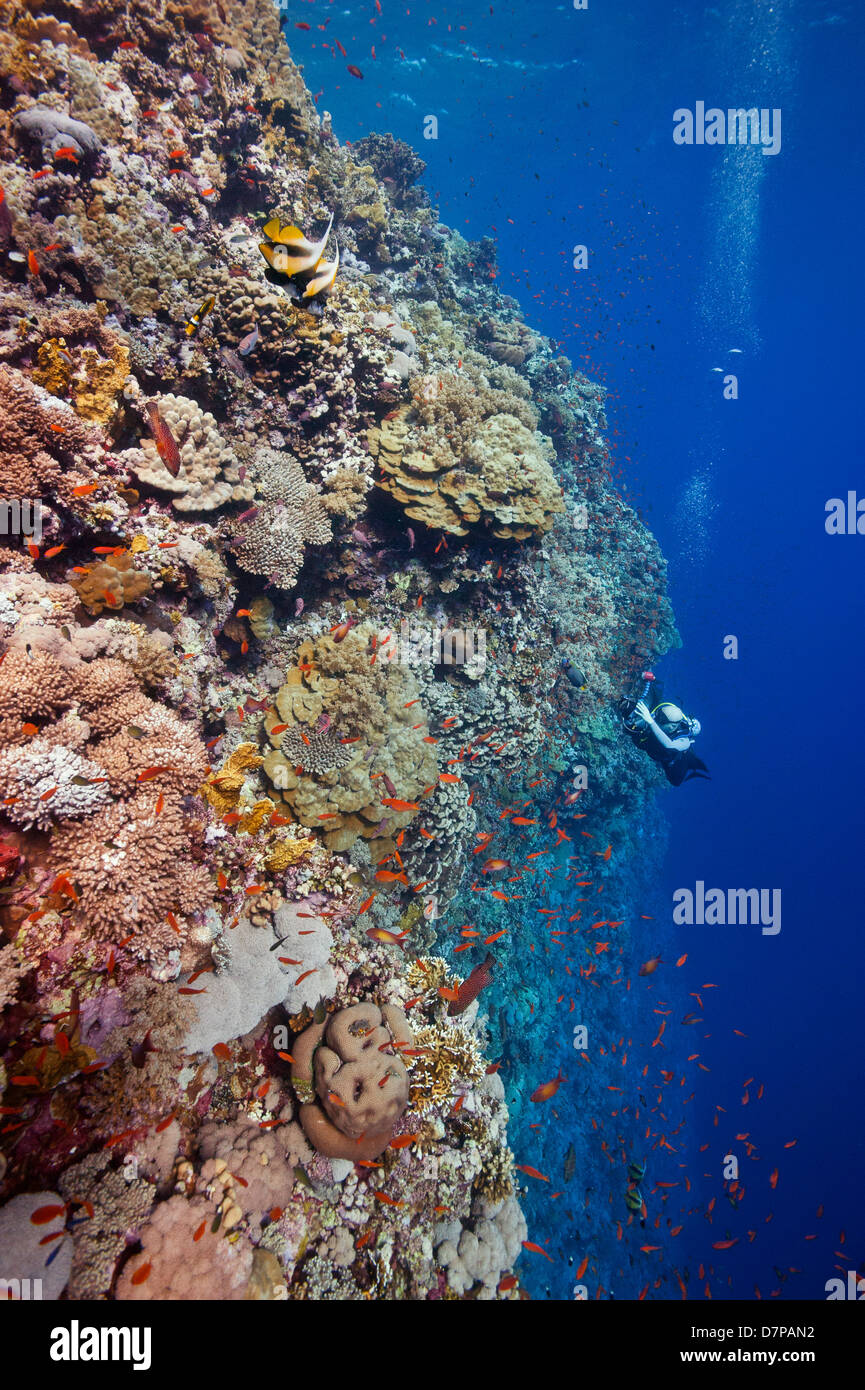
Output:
[
  {"xmin": 261, "ymin": 624, "xmax": 438, "ymax": 853},
  {"xmin": 292, "ymin": 1002, "xmax": 414, "ymax": 1160},
  {"xmin": 125, "ymin": 394, "xmax": 254, "ymax": 512},
  {"xmin": 229, "ymin": 447, "xmax": 332, "ymax": 590},
  {"xmin": 371, "ymin": 374, "xmax": 565, "ymax": 539}
]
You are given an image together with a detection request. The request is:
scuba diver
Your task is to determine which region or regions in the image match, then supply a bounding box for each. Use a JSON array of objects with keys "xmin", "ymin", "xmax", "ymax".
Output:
[{"xmin": 620, "ymin": 672, "xmax": 709, "ymax": 786}]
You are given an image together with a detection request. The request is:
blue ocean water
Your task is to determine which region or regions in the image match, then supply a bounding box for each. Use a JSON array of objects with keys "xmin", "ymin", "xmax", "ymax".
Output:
[{"xmin": 289, "ymin": 0, "xmax": 864, "ymax": 1300}]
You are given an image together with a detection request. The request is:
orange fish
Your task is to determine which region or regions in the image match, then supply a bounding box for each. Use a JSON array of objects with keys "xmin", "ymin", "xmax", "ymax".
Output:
[
  {"xmin": 516, "ymin": 1165, "xmax": 550, "ymax": 1182},
  {"xmin": 639, "ymin": 956, "xmax": 662, "ymax": 977},
  {"xmin": 531, "ymin": 1069, "xmax": 565, "ymax": 1103},
  {"xmin": 389, "ymin": 1133, "xmax": 419, "ymax": 1150},
  {"xmin": 212, "ymin": 1043, "xmax": 231, "ymax": 1060},
  {"xmin": 366, "ymin": 927, "xmax": 407, "ymax": 948},
  {"xmin": 521, "ymin": 1240, "xmax": 554, "ymax": 1262}
]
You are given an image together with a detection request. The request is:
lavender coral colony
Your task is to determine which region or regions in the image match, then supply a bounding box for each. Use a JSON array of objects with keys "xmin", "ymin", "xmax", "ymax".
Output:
[{"xmin": 0, "ymin": 0, "xmax": 676, "ymax": 1304}]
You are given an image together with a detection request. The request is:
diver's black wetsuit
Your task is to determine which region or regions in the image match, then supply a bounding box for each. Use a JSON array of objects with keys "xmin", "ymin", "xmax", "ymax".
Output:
[{"xmin": 620, "ymin": 682, "xmax": 710, "ymax": 787}]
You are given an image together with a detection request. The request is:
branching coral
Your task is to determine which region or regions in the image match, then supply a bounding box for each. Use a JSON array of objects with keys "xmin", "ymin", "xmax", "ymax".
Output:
[{"xmin": 408, "ymin": 1022, "xmax": 485, "ymax": 1114}]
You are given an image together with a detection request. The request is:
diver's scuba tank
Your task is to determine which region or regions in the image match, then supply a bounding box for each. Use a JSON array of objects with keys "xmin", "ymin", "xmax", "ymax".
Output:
[
  {"xmin": 559, "ymin": 657, "xmax": 587, "ymax": 690},
  {"xmin": 621, "ymin": 671, "xmax": 655, "ymax": 731}
]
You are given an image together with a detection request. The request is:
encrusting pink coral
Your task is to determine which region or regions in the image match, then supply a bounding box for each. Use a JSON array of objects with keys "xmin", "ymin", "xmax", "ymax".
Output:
[{"xmin": 115, "ymin": 1195, "xmax": 255, "ymax": 1301}]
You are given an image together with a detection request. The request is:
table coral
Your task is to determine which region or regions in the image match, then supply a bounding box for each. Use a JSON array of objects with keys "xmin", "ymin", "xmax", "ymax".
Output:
[{"xmin": 372, "ymin": 372, "xmax": 565, "ymax": 539}]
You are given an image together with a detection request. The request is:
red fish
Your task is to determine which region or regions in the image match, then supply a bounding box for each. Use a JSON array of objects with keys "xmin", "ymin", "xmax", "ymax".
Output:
[
  {"xmin": 522, "ymin": 1240, "xmax": 554, "ymax": 1262},
  {"xmin": 531, "ymin": 1069, "xmax": 565, "ymax": 1103},
  {"xmin": 447, "ymin": 952, "xmax": 495, "ymax": 1016},
  {"xmin": 389, "ymin": 1133, "xmax": 419, "ymax": 1150},
  {"xmin": 516, "ymin": 1165, "xmax": 550, "ymax": 1182},
  {"xmin": 144, "ymin": 402, "xmax": 181, "ymax": 477},
  {"xmin": 29, "ymin": 1204, "xmax": 66, "ymax": 1225}
]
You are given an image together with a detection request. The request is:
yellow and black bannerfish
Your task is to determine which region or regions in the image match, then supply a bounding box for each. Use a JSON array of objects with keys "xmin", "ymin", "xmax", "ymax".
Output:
[
  {"xmin": 259, "ymin": 213, "xmax": 333, "ymax": 278},
  {"xmin": 302, "ymin": 240, "xmax": 339, "ymax": 299},
  {"xmin": 185, "ymin": 294, "xmax": 215, "ymax": 337}
]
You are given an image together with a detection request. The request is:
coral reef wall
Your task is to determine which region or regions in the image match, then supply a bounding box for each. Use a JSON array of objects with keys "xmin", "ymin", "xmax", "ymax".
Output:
[{"xmin": 0, "ymin": 0, "xmax": 676, "ymax": 1300}]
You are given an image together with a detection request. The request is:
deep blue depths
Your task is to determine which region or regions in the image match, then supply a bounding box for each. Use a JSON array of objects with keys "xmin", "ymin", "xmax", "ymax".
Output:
[{"xmin": 286, "ymin": 0, "xmax": 865, "ymax": 1298}]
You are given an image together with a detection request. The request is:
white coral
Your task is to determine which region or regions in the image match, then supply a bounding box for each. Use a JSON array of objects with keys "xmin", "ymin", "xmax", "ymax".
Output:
[
  {"xmin": 0, "ymin": 740, "xmax": 111, "ymax": 829},
  {"xmin": 125, "ymin": 394, "xmax": 255, "ymax": 512}
]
